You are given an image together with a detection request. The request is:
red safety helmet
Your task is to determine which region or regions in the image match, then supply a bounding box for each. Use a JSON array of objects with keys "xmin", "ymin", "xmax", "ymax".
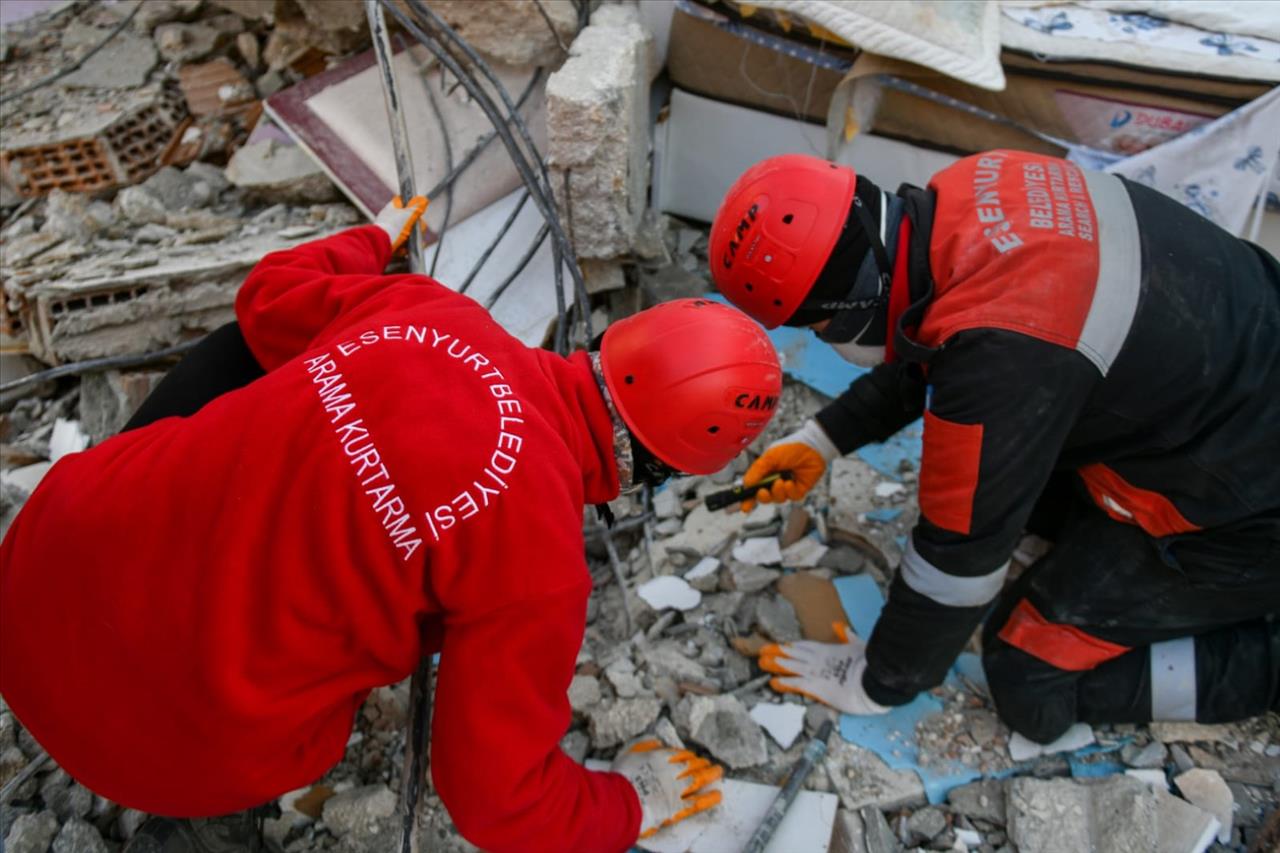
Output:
[
  {"xmin": 709, "ymin": 154, "xmax": 858, "ymax": 328},
  {"xmin": 600, "ymin": 299, "xmax": 782, "ymax": 475}
]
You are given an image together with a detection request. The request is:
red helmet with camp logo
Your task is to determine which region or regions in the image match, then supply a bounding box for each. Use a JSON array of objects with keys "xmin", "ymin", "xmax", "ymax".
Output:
[
  {"xmin": 709, "ymin": 154, "xmax": 858, "ymax": 328},
  {"xmin": 600, "ymin": 299, "xmax": 782, "ymax": 475}
]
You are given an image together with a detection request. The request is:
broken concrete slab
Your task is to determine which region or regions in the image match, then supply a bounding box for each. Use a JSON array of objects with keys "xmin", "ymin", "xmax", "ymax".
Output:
[
  {"xmin": 1152, "ymin": 787, "xmax": 1220, "ymax": 853},
  {"xmin": 754, "ymin": 594, "xmax": 801, "ymax": 643},
  {"xmin": 1173, "ymin": 768, "xmax": 1233, "ymax": 843},
  {"xmin": 640, "ymin": 642, "xmax": 708, "ymax": 684},
  {"xmin": 320, "ymin": 784, "xmax": 396, "ymax": 837},
  {"xmin": 568, "ymin": 675, "xmax": 602, "ymax": 714},
  {"xmin": 60, "ymin": 22, "xmax": 157, "ymax": 89},
  {"xmin": 749, "ymin": 702, "xmax": 805, "ymax": 750},
  {"xmin": 51, "ymin": 818, "xmax": 107, "ymax": 853},
  {"xmin": 725, "ymin": 561, "xmax": 781, "ymax": 594},
  {"xmin": 547, "ymin": 2, "xmax": 651, "ymax": 258},
  {"xmin": 1121, "ymin": 740, "xmax": 1168, "ymax": 769},
  {"xmin": 947, "ymin": 778, "xmax": 1007, "ymax": 824},
  {"xmin": 5, "ymin": 811, "xmax": 59, "ymax": 853},
  {"xmin": 780, "ymin": 536, "xmax": 829, "ymax": 568},
  {"xmin": 154, "ymin": 21, "xmax": 223, "ymax": 63},
  {"xmin": 587, "ymin": 698, "xmax": 662, "ymax": 748},
  {"xmin": 683, "ymin": 694, "xmax": 768, "ymax": 769},
  {"xmin": 429, "ymin": 0, "xmax": 578, "ymax": 68},
  {"xmin": 1150, "ymin": 722, "xmax": 1234, "ymax": 744},
  {"xmin": 604, "ymin": 658, "xmax": 644, "ymax": 699},
  {"xmin": 904, "ymin": 806, "xmax": 948, "ymax": 846},
  {"xmin": 824, "ymin": 738, "xmax": 926, "ymax": 812},
  {"xmin": 225, "ymin": 138, "xmax": 338, "ymax": 205},
  {"xmin": 1007, "ymin": 776, "xmax": 1160, "ymax": 853},
  {"xmin": 636, "ymin": 575, "xmax": 701, "ymax": 612},
  {"xmin": 656, "ymin": 500, "xmax": 776, "ymax": 563},
  {"xmin": 117, "ymin": 186, "xmax": 168, "ymax": 225}
]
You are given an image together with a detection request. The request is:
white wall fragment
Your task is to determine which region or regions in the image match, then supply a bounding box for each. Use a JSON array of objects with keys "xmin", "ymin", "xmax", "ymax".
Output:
[
  {"xmin": 50, "ymin": 418, "xmax": 90, "ymax": 461},
  {"xmin": 636, "ymin": 575, "xmax": 702, "ymax": 611},
  {"xmin": 749, "ymin": 702, "xmax": 806, "ymax": 750}
]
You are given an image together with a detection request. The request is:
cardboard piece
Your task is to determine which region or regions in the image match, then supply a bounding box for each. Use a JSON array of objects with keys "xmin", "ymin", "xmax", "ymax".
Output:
[
  {"xmin": 585, "ymin": 760, "xmax": 837, "ymax": 853},
  {"xmin": 777, "ymin": 571, "xmax": 845, "ymax": 643},
  {"xmin": 666, "ymin": 2, "xmax": 849, "ymax": 122}
]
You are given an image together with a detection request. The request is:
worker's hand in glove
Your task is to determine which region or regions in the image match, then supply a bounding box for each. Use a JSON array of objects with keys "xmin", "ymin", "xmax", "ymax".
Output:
[
  {"xmin": 741, "ymin": 418, "xmax": 839, "ymax": 512},
  {"xmin": 611, "ymin": 739, "xmax": 724, "ymax": 839},
  {"xmin": 759, "ymin": 622, "xmax": 890, "ymax": 716},
  {"xmin": 373, "ymin": 195, "xmax": 429, "ymax": 253}
]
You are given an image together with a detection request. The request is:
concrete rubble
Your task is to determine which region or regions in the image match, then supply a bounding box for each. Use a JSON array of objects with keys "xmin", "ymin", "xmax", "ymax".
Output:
[{"xmin": 2, "ymin": 2, "xmax": 1278, "ymax": 853}]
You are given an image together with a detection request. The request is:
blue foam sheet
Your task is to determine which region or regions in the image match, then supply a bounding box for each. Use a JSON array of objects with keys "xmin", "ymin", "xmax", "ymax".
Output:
[
  {"xmin": 834, "ymin": 575, "xmax": 983, "ymax": 802},
  {"xmin": 832, "ymin": 576, "xmax": 1125, "ymax": 800}
]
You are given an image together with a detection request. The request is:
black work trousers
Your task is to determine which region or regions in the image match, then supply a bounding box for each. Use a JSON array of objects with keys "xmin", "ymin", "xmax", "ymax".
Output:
[
  {"xmin": 982, "ymin": 475, "xmax": 1280, "ymax": 743},
  {"xmin": 123, "ymin": 322, "xmax": 265, "ymax": 432}
]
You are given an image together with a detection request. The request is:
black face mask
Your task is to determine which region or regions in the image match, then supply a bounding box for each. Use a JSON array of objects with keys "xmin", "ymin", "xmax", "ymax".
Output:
[{"xmin": 784, "ymin": 177, "xmax": 893, "ymax": 348}]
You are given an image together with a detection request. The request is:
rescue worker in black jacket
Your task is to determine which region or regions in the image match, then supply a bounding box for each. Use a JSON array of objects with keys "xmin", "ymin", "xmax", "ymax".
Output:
[{"xmin": 709, "ymin": 151, "xmax": 1280, "ymax": 742}]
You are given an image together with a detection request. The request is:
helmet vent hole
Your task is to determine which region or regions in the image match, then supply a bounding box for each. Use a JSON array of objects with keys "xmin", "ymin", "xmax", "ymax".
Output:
[
  {"xmin": 782, "ymin": 214, "xmax": 794, "ymax": 224},
  {"xmin": 773, "ymin": 299, "xmax": 783, "ymax": 307},
  {"xmin": 625, "ymin": 375, "xmax": 634, "ymax": 384},
  {"xmin": 707, "ymin": 425, "xmax": 720, "ymax": 434},
  {"xmin": 745, "ymin": 283, "xmax": 754, "ymax": 292}
]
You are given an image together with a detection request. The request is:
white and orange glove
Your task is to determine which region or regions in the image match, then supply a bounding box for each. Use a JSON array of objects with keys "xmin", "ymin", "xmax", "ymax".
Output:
[
  {"xmin": 373, "ymin": 195, "xmax": 429, "ymax": 252},
  {"xmin": 759, "ymin": 622, "xmax": 890, "ymax": 716},
  {"xmin": 741, "ymin": 419, "xmax": 839, "ymax": 512},
  {"xmin": 611, "ymin": 739, "xmax": 723, "ymax": 839}
]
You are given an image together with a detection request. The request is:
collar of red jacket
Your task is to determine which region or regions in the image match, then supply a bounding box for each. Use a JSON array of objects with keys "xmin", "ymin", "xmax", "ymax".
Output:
[{"xmin": 557, "ymin": 350, "xmax": 623, "ymax": 505}]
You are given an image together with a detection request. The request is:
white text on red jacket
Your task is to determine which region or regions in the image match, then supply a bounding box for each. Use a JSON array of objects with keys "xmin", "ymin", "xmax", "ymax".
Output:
[{"xmin": 302, "ymin": 325, "xmax": 527, "ymax": 560}]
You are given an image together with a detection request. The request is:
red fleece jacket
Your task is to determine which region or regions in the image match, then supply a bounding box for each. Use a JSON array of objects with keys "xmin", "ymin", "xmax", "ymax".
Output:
[{"xmin": 0, "ymin": 226, "xmax": 642, "ymax": 851}]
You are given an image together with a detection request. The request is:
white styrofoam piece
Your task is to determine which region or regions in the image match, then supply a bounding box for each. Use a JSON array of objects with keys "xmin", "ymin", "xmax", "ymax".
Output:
[
  {"xmin": 732, "ymin": 536, "xmax": 783, "ymax": 566},
  {"xmin": 1125, "ymin": 768, "xmax": 1170, "ymax": 790},
  {"xmin": 684, "ymin": 556, "xmax": 721, "ymax": 581},
  {"xmin": 585, "ymin": 760, "xmax": 837, "ymax": 853},
  {"xmin": 653, "ymin": 87, "xmax": 959, "ymax": 223},
  {"xmin": 299, "ymin": 45, "xmax": 545, "ymax": 226},
  {"xmin": 50, "ymin": 418, "xmax": 89, "ymax": 461},
  {"xmin": 1008, "ymin": 722, "xmax": 1095, "ymax": 761},
  {"xmin": 954, "ymin": 827, "xmax": 982, "ymax": 849},
  {"xmin": 636, "ymin": 575, "xmax": 702, "ymax": 611},
  {"xmin": 418, "ymin": 188, "xmax": 568, "ymax": 347},
  {"xmin": 874, "ymin": 482, "xmax": 905, "ymax": 498},
  {"xmin": 749, "ymin": 702, "xmax": 806, "ymax": 749}
]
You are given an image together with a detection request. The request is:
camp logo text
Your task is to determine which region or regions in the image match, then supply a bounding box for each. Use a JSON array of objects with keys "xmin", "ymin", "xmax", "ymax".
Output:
[{"xmin": 721, "ymin": 203, "xmax": 759, "ymax": 269}]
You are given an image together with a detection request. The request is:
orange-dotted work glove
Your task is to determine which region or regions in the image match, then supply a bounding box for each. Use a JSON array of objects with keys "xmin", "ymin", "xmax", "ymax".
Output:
[
  {"xmin": 741, "ymin": 418, "xmax": 839, "ymax": 512},
  {"xmin": 759, "ymin": 622, "xmax": 890, "ymax": 716},
  {"xmin": 373, "ymin": 195, "xmax": 429, "ymax": 252},
  {"xmin": 611, "ymin": 739, "xmax": 723, "ymax": 839}
]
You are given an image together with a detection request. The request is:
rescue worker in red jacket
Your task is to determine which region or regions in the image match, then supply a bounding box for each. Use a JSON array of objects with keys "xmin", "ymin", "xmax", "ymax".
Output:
[
  {"xmin": 709, "ymin": 152, "xmax": 1280, "ymax": 742},
  {"xmin": 0, "ymin": 197, "xmax": 784, "ymax": 851}
]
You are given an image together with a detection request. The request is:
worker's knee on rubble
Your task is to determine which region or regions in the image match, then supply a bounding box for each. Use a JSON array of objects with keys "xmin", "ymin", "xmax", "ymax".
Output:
[{"xmin": 983, "ymin": 638, "xmax": 1079, "ymax": 744}]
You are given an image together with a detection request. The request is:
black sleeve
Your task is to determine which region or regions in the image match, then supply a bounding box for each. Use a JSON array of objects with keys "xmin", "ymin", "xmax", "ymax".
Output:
[
  {"xmin": 815, "ymin": 361, "xmax": 927, "ymax": 455},
  {"xmin": 861, "ymin": 330, "xmax": 1099, "ymax": 705}
]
